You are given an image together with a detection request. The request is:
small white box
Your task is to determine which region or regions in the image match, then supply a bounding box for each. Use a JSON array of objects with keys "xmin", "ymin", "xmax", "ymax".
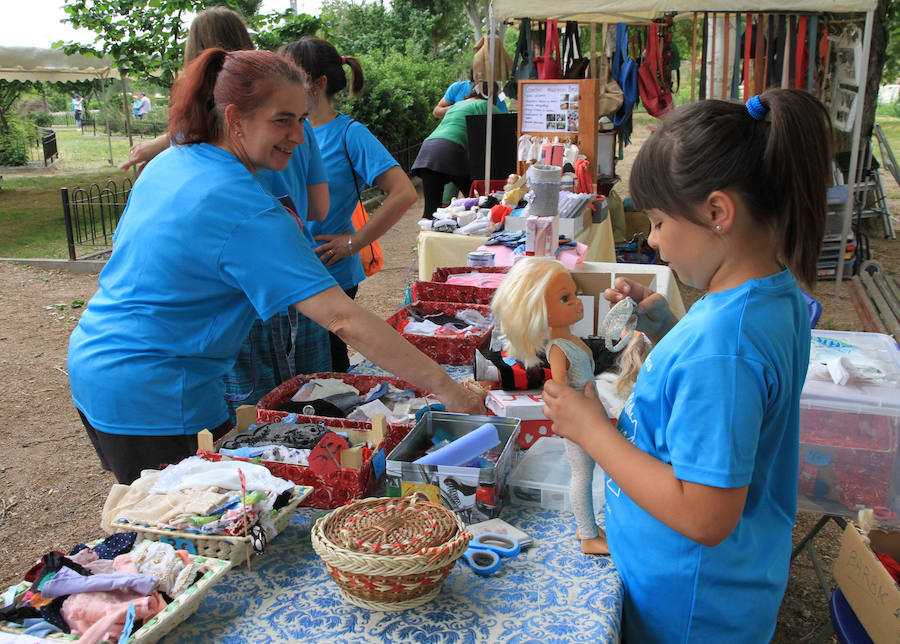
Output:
[{"xmin": 505, "ymin": 210, "xmax": 587, "ymax": 238}]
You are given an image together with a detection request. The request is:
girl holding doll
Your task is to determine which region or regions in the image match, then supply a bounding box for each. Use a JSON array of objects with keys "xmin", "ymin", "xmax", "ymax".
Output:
[{"xmin": 542, "ymin": 89, "xmax": 832, "ymax": 642}]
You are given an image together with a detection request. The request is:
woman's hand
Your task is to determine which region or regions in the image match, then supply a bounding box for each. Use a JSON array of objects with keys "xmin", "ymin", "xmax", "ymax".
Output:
[
  {"xmin": 314, "ymin": 233, "xmax": 353, "ymax": 267},
  {"xmin": 118, "ymin": 134, "xmax": 169, "ymax": 172},
  {"xmin": 434, "ymin": 381, "xmax": 487, "ymax": 415},
  {"xmin": 542, "ymin": 379, "xmax": 608, "ymax": 446},
  {"xmin": 604, "ymin": 277, "xmax": 677, "ymax": 344}
]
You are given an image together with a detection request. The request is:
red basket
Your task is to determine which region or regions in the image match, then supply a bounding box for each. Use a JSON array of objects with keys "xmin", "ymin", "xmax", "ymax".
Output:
[
  {"xmin": 199, "ymin": 372, "xmax": 427, "ymax": 508},
  {"xmin": 410, "ymin": 281, "xmax": 497, "ymax": 306},
  {"xmin": 386, "ymin": 300, "xmax": 493, "ymax": 365}
]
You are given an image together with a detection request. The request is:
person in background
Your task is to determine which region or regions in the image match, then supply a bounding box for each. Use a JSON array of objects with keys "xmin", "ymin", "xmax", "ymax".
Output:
[
  {"xmin": 67, "ymin": 48, "xmax": 483, "ymax": 486},
  {"xmin": 280, "ymin": 37, "xmax": 417, "ymax": 372},
  {"xmin": 432, "ymin": 73, "xmax": 508, "ymax": 119},
  {"xmin": 412, "ymin": 82, "xmax": 501, "ymax": 220},
  {"xmin": 72, "ymin": 94, "xmax": 84, "ymax": 130},
  {"xmin": 432, "ymin": 74, "xmax": 508, "ymax": 206},
  {"xmin": 542, "ymin": 89, "xmax": 832, "ymax": 642},
  {"xmin": 132, "ymin": 94, "xmax": 142, "ymax": 119},
  {"xmin": 137, "ymin": 92, "xmax": 152, "ymax": 119},
  {"xmin": 119, "ymin": 5, "xmax": 254, "ymax": 172}
]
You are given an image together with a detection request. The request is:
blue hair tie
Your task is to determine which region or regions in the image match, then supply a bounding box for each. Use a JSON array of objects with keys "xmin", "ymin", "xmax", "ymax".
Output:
[{"xmin": 746, "ymin": 95, "xmax": 769, "ymax": 121}]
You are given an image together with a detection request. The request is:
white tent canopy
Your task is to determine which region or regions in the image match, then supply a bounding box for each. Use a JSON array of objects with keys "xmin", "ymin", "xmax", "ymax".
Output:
[{"xmin": 0, "ymin": 46, "xmax": 119, "ymax": 83}]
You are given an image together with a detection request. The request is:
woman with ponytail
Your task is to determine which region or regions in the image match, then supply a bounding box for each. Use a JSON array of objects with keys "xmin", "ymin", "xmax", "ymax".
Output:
[
  {"xmin": 280, "ymin": 37, "xmax": 417, "ymax": 372},
  {"xmin": 543, "ymin": 89, "xmax": 832, "ymax": 642},
  {"xmin": 67, "ymin": 49, "xmax": 482, "ymax": 485}
]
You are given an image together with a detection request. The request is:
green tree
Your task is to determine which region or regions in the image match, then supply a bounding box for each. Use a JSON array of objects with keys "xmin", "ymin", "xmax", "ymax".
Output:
[
  {"xmin": 248, "ymin": 10, "xmax": 321, "ymax": 51},
  {"xmin": 56, "ymin": 0, "xmax": 212, "ymax": 88}
]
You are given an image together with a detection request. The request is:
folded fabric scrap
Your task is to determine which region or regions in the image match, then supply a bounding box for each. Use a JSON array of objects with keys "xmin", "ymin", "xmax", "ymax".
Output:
[
  {"xmin": 397, "ymin": 307, "xmax": 492, "ymax": 337},
  {"xmin": 444, "ymin": 271, "xmax": 507, "ymax": 289},
  {"xmin": 279, "ymin": 378, "xmax": 428, "ymax": 423}
]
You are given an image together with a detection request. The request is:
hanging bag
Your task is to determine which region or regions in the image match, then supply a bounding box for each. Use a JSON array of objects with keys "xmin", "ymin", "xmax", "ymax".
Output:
[
  {"xmin": 535, "ymin": 20, "xmax": 562, "ymax": 80},
  {"xmin": 562, "ymin": 21, "xmax": 590, "ymax": 79},
  {"xmin": 637, "ymin": 23, "xmax": 673, "ymax": 118},
  {"xmin": 343, "ymin": 121, "xmax": 384, "ymax": 277},
  {"xmin": 596, "ymin": 52, "xmax": 624, "ymax": 117},
  {"xmin": 612, "ymin": 23, "xmax": 638, "ymax": 127},
  {"xmin": 506, "ymin": 17, "xmax": 538, "ymax": 99}
]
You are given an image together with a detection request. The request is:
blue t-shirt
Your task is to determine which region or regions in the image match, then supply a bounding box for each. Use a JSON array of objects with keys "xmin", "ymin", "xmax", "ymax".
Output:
[
  {"xmin": 606, "ymin": 269, "xmax": 809, "ymax": 643},
  {"xmin": 67, "ymin": 143, "xmax": 337, "ymax": 437},
  {"xmin": 309, "ymin": 113, "xmax": 397, "ymax": 290},
  {"xmin": 443, "ymin": 80, "xmax": 508, "ymax": 113}
]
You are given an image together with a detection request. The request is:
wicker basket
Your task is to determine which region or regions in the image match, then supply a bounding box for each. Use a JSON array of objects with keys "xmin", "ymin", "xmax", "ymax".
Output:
[
  {"xmin": 0, "ymin": 553, "xmax": 230, "ymax": 644},
  {"xmin": 112, "ymin": 485, "xmax": 312, "ymax": 565},
  {"xmin": 311, "ymin": 495, "xmax": 472, "ymax": 611}
]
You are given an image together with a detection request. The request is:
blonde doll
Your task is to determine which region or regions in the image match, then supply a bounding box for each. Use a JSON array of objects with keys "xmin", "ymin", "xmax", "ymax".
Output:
[{"xmin": 491, "ymin": 257, "xmax": 609, "ymax": 555}]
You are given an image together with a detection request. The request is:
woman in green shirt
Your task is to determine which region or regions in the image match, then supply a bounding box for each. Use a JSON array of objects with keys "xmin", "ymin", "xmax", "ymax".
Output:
[{"xmin": 411, "ymin": 82, "xmax": 501, "ymax": 219}]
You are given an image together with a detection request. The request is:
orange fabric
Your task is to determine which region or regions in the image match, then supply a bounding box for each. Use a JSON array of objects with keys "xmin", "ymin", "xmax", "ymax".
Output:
[{"xmin": 351, "ymin": 201, "xmax": 383, "ymax": 277}]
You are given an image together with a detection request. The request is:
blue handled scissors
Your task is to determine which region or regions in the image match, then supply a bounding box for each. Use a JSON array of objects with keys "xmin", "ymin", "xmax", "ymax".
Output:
[{"xmin": 460, "ymin": 532, "xmax": 521, "ymax": 576}]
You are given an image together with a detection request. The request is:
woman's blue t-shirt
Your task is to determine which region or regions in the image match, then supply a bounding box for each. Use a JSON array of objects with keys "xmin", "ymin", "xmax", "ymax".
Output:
[
  {"xmin": 67, "ymin": 143, "xmax": 336, "ymax": 436},
  {"xmin": 309, "ymin": 113, "xmax": 398, "ymax": 290}
]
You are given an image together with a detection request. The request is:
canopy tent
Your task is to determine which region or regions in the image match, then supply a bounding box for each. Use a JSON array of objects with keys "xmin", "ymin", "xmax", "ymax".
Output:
[
  {"xmin": 0, "ymin": 47, "xmax": 119, "ymax": 82},
  {"xmin": 487, "ymin": 0, "xmax": 877, "ymax": 294},
  {"xmin": 0, "ymin": 46, "xmax": 121, "ymax": 166}
]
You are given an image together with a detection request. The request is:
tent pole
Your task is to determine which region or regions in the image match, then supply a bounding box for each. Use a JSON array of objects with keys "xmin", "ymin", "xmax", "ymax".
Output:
[
  {"xmin": 120, "ymin": 77, "xmax": 134, "ymax": 151},
  {"xmin": 484, "ymin": 0, "xmax": 495, "ymax": 190},
  {"xmin": 834, "ymin": 9, "xmax": 874, "ymax": 296},
  {"xmin": 101, "ymin": 76, "xmax": 113, "ymax": 165}
]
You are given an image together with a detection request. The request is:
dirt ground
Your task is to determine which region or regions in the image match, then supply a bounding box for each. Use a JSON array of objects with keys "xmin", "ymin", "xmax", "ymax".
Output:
[{"xmin": 0, "ymin": 180, "xmax": 898, "ymax": 641}]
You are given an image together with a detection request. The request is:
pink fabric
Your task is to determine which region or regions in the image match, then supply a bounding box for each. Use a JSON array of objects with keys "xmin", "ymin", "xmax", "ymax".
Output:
[
  {"xmin": 60, "ymin": 553, "xmax": 165, "ymax": 644},
  {"xmin": 445, "ymin": 272, "xmax": 508, "ymax": 288},
  {"xmin": 477, "ymin": 241, "xmax": 588, "ymax": 269}
]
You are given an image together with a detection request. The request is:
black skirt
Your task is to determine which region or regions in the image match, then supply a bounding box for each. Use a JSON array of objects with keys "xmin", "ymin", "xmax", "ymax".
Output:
[{"xmin": 411, "ymin": 138, "xmax": 470, "ymax": 178}]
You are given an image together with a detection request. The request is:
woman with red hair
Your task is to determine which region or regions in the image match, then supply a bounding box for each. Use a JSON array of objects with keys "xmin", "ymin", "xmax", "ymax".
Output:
[{"xmin": 67, "ymin": 49, "xmax": 482, "ymax": 484}]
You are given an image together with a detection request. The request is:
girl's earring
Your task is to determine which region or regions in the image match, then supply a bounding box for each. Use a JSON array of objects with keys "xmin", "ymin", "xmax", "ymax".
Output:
[{"xmin": 714, "ymin": 224, "xmax": 722, "ymax": 232}]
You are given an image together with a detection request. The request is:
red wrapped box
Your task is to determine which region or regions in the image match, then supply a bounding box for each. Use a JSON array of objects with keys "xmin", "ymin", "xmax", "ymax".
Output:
[
  {"xmin": 386, "ymin": 300, "xmax": 493, "ymax": 365},
  {"xmin": 256, "ymin": 372, "xmax": 426, "ymax": 425},
  {"xmin": 485, "ymin": 388, "xmax": 556, "ymax": 449},
  {"xmin": 410, "ymin": 280, "xmax": 497, "ymax": 306},
  {"xmin": 198, "ymin": 372, "xmax": 427, "ymax": 508}
]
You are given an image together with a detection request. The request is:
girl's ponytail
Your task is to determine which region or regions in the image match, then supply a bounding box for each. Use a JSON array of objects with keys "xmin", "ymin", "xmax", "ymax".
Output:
[
  {"xmin": 761, "ymin": 89, "xmax": 833, "ymax": 287},
  {"xmin": 169, "ymin": 48, "xmax": 228, "ymax": 145}
]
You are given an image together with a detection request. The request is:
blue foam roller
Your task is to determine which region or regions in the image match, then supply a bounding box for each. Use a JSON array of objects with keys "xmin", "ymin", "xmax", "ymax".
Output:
[{"xmin": 413, "ymin": 423, "xmax": 500, "ymax": 466}]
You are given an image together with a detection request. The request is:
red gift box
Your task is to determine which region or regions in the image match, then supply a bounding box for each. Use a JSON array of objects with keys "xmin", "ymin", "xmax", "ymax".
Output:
[
  {"xmin": 386, "ymin": 300, "xmax": 493, "ymax": 365},
  {"xmin": 198, "ymin": 372, "xmax": 427, "ymax": 509},
  {"xmin": 410, "ymin": 281, "xmax": 497, "ymax": 306},
  {"xmin": 485, "ymin": 389, "xmax": 557, "ymax": 449}
]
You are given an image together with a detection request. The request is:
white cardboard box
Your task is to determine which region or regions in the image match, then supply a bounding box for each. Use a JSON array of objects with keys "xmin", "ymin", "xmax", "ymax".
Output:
[
  {"xmin": 504, "ymin": 209, "xmax": 589, "ymax": 239},
  {"xmin": 485, "ymin": 389, "xmax": 555, "ymax": 449}
]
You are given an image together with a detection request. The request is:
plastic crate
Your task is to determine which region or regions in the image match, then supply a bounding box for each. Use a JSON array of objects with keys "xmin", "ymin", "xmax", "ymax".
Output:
[{"xmin": 507, "ymin": 436, "xmax": 605, "ymax": 512}]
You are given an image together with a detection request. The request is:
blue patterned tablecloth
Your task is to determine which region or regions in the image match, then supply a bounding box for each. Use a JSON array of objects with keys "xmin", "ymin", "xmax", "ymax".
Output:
[{"xmin": 162, "ymin": 505, "xmax": 622, "ymax": 643}]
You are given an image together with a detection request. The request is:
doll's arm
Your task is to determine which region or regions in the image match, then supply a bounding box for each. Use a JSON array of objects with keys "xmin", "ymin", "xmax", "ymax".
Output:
[
  {"xmin": 543, "ymin": 379, "xmax": 747, "ymax": 546},
  {"xmin": 547, "ymin": 344, "xmax": 570, "ymax": 384}
]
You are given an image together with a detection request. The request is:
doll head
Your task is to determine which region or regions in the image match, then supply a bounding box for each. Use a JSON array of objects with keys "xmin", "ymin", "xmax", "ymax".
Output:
[{"xmin": 491, "ymin": 257, "xmax": 577, "ymax": 368}]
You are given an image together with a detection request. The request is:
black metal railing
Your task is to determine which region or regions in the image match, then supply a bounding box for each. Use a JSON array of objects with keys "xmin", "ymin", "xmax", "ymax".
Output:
[{"xmin": 61, "ymin": 178, "xmax": 132, "ymax": 260}]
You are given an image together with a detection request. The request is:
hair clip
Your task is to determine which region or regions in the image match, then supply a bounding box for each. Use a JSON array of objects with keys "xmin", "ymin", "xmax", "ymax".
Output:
[
  {"xmin": 746, "ymin": 95, "xmax": 769, "ymax": 121},
  {"xmin": 598, "ymin": 297, "xmax": 637, "ymax": 352}
]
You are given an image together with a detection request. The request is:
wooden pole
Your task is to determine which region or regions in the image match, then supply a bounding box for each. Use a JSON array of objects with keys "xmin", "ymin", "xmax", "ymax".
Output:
[
  {"xmin": 691, "ymin": 12, "xmax": 698, "ymax": 101},
  {"xmin": 722, "ymin": 13, "xmax": 730, "ymax": 99},
  {"xmin": 711, "ymin": 13, "xmax": 717, "ymax": 98}
]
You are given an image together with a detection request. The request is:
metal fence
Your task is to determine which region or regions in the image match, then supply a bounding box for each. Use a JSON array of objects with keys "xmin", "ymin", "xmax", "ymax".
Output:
[{"xmin": 61, "ymin": 178, "xmax": 132, "ymax": 260}]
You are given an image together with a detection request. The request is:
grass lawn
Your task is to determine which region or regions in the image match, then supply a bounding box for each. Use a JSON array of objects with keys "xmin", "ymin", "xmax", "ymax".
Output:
[
  {"xmin": 1, "ymin": 114, "xmax": 899, "ymax": 260},
  {"xmin": 0, "ymin": 128, "xmax": 133, "ymax": 258}
]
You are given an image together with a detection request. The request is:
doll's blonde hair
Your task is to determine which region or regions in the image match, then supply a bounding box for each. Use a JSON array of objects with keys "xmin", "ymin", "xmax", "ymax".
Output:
[
  {"xmin": 491, "ymin": 257, "xmax": 571, "ymax": 368},
  {"xmin": 615, "ymin": 332, "xmax": 651, "ymax": 398}
]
